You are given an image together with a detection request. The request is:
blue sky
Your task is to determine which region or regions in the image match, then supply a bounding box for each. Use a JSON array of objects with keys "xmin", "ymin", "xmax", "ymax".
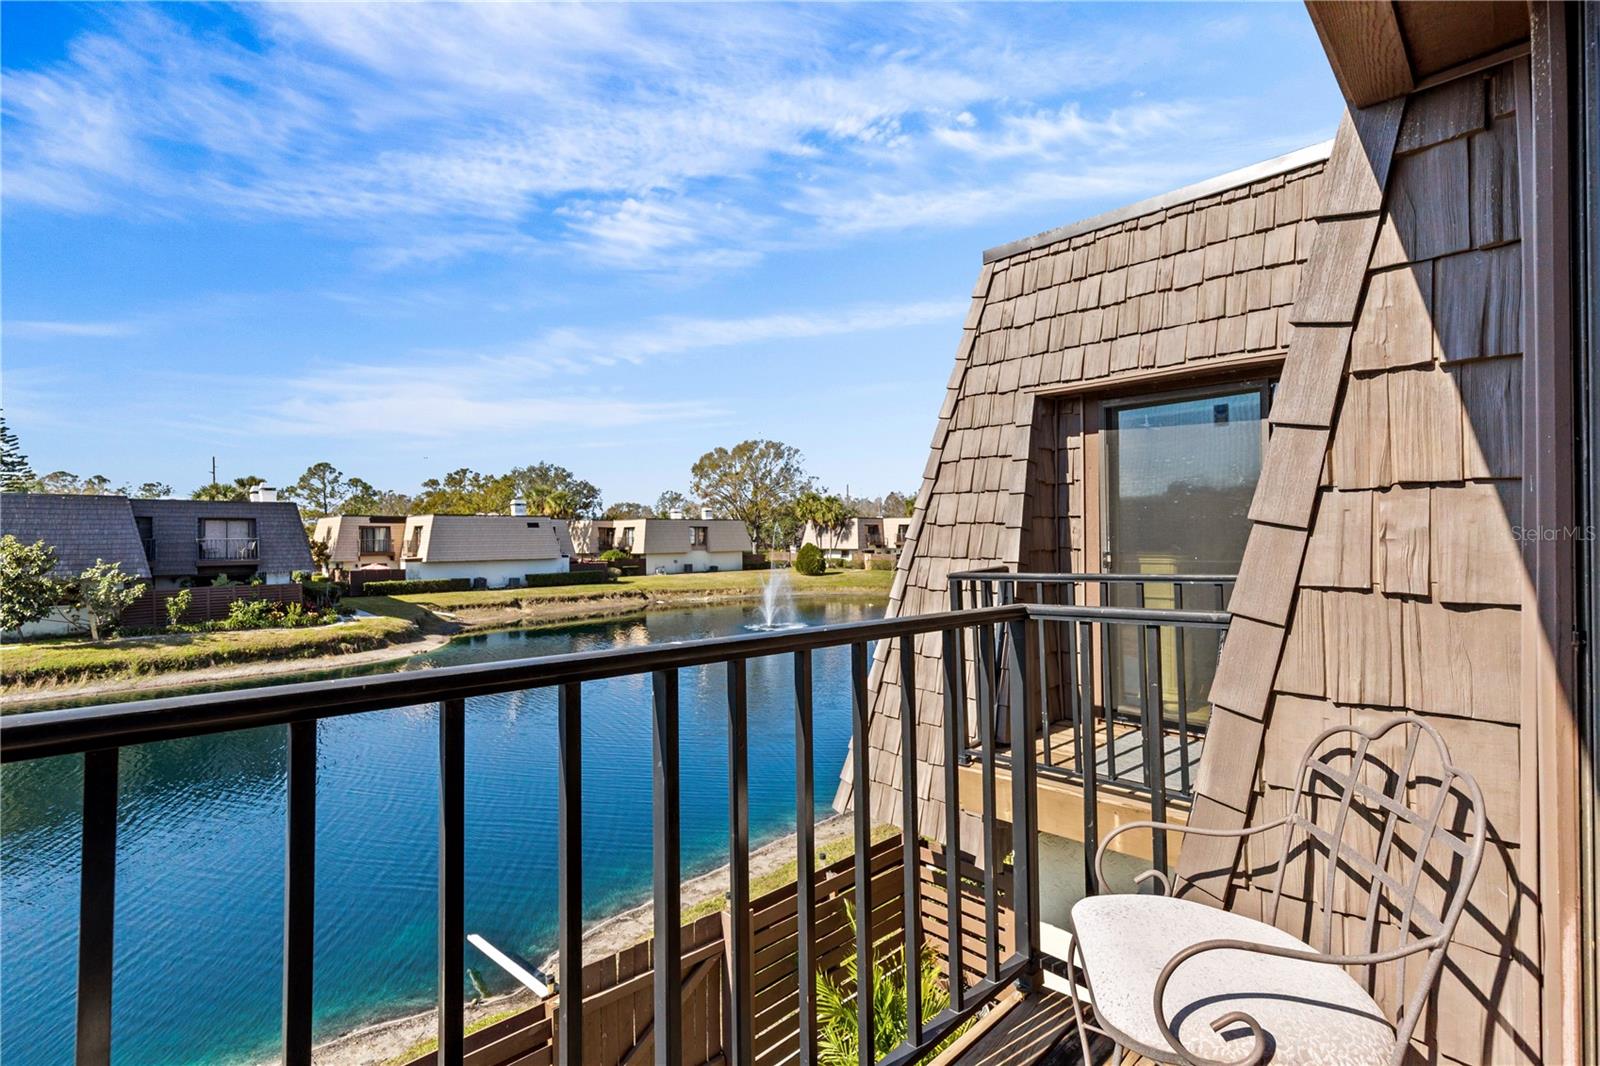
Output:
[{"xmin": 1, "ymin": 2, "xmax": 1343, "ymax": 506}]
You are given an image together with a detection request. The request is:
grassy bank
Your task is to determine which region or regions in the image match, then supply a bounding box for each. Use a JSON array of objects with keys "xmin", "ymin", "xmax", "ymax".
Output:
[
  {"xmin": 0, "ymin": 616, "xmax": 418, "ymax": 695},
  {"xmin": 396, "ymin": 567, "xmax": 894, "ymax": 612}
]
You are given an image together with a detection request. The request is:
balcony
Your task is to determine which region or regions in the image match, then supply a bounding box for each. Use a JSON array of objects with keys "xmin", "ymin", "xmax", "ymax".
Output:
[
  {"xmin": 0, "ymin": 576, "xmax": 1233, "ymax": 1066},
  {"xmin": 196, "ymin": 536, "xmax": 259, "ymax": 563}
]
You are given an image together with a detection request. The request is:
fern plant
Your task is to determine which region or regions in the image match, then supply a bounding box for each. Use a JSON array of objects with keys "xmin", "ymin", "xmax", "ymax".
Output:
[{"xmin": 814, "ymin": 902, "xmax": 965, "ymax": 1066}]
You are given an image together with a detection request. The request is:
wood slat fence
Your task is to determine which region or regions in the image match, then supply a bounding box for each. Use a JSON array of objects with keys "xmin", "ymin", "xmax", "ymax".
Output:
[
  {"xmin": 343, "ymin": 568, "xmax": 406, "ymax": 593},
  {"xmin": 402, "ymin": 835, "xmax": 1012, "ymax": 1066},
  {"xmin": 120, "ymin": 583, "xmax": 304, "ymax": 628}
]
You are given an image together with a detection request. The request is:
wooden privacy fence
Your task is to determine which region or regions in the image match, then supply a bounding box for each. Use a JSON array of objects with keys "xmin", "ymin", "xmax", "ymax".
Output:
[
  {"xmin": 403, "ymin": 836, "xmax": 1012, "ymax": 1066},
  {"xmin": 120, "ymin": 583, "xmax": 304, "ymax": 628},
  {"xmin": 343, "ymin": 568, "xmax": 406, "ymax": 593}
]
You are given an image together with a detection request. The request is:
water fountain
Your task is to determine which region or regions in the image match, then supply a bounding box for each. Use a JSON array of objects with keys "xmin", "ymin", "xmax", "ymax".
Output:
[{"xmin": 747, "ymin": 565, "xmax": 805, "ymax": 631}]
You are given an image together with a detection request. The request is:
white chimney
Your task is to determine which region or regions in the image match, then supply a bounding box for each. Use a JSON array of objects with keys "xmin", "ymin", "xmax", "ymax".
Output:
[
  {"xmin": 510, "ymin": 497, "xmax": 528, "ymax": 516},
  {"xmin": 700, "ymin": 507, "xmax": 713, "ymax": 520},
  {"xmin": 669, "ymin": 508, "xmax": 685, "ymax": 520},
  {"xmin": 249, "ymin": 486, "xmax": 278, "ymax": 503}
]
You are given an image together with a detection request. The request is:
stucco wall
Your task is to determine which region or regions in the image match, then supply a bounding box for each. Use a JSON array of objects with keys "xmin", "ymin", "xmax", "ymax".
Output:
[
  {"xmin": 641, "ymin": 550, "xmax": 743, "ymax": 574},
  {"xmin": 406, "ymin": 558, "xmax": 569, "ymax": 586}
]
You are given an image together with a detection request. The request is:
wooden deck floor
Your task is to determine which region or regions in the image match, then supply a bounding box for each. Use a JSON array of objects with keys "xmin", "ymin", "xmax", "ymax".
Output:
[{"xmin": 932, "ymin": 989, "xmax": 1164, "ymax": 1066}]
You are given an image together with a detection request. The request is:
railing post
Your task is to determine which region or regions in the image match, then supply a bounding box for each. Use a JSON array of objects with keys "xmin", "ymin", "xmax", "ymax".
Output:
[
  {"xmin": 1078, "ymin": 622, "xmax": 1100, "ymax": 897},
  {"xmin": 438, "ymin": 698, "xmax": 466, "ymax": 1065},
  {"xmin": 652, "ymin": 669, "xmax": 682, "ymax": 1066},
  {"xmin": 849, "ymin": 642, "xmax": 874, "ymax": 1066},
  {"xmin": 283, "ymin": 721, "xmax": 316, "ymax": 1066},
  {"xmin": 558, "ymin": 683, "xmax": 583, "ymax": 1066},
  {"xmin": 1140, "ymin": 626, "xmax": 1168, "ymax": 873},
  {"xmin": 793, "ymin": 650, "xmax": 818, "ymax": 1066},
  {"xmin": 897, "ymin": 634, "xmax": 923, "ymax": 1046},
  {"xmin": 1006, "ymin": 617, "xmax": 1039, "ymax": 969},
  {"xmin": 726, "ymin": 658, "xmax": 753, "ymax": 1066},
  {"xmin": 939, "ymin": 627, "xmax": 966, "ymax": 1013},
  {"xmin": 975, "ymin": 609, "xmax": 999, "ymax": 980},
  {"xmin": 76, "ymin": 747, "xmax": 118, "ymax": 1066}
]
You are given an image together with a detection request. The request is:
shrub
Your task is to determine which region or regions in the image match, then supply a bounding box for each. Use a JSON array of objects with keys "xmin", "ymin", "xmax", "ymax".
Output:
[
  {"xmin": 210, "ymin": 573, "xmax": 233, "ymax": 588},
  {"xmin": 76, "ymin": 560, "xmax": 147, "ymax": 640},
  {"xmin": 164, "ymin": 588, "xmax": 193, "ymax": 629},
  {"xmin": 222, "ymin": 596, "xmax": 336, "ymax": 631},
  {"xmin": 868, "ymin": 556, "xmax": 895, "ymax": 571},
  {"xmin": 0, "ymin": 535, "xmax": 62, "ymax": 632},
  {"xmin": 793, "ymin": 543, "xmax": 825, "ymax": 576},
  {"xmin": 301, "ymin": 578, "xmax": 341, "ymax": 610},
  {"xmin": 598, "ymin": 548, "xmax": 631, "ymax": 563},
  {"xmin": 362, "ymin": 578, "xmax": 473, "ymax": 596},
  {"xmin": 522, "ymin": 570, "xmax": 613, "ymax": 588}
]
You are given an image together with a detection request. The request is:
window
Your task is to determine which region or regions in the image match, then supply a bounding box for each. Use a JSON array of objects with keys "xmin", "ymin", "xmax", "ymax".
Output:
[
  {"xmin": 198, "ymin": 518, "xmax": 257, "ymax": 560},
  {"xmin": 599, "ymin": 528, "xmax": 616, "ymax": 550},
  {"xmin": 359, "ymin": 525, "xmax": 392, "ymax": 554},
  {"xmin": 619, "ymin": 528, "xmax": 634, "ymax": 550},
  {"xmin": 896, "ymin": 524, "xmax": 907, "ymax": 547},
  {"xmin": 691, "ymin": 525, "xmax": 708, "ymax": 548},
  {"xmin": 405, "ymin": 526, "xmax": 423, "ymax": 556}
]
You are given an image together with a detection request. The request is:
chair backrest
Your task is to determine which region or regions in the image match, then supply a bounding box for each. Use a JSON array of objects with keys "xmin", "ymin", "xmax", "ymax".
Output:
[{"xmin": 1263, "ymin": 714, "xmax": 1486, "ymax": 1048}]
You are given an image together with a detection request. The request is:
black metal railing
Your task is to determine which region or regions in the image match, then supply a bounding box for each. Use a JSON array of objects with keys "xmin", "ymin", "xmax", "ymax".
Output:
[
  {"xmin": 0, "ymin": 603, "xmax": 1037, "ymax": 1066},
  {"xmin": 196, "ymin": 536, "xmax": 259, "ymax": 562},
  {"xmin": 948, "ymin": 571, "xmax": 1233, "ymax": 885},
  {"xmin": 0, "ymin": 580, "xmax": 1229, "ymax": 1066}
]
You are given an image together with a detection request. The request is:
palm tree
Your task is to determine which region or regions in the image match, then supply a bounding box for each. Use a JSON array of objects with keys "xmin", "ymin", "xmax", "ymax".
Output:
[{"xmin": 814, "ymin": 902, "xmax": 963, "ymax": 1066}]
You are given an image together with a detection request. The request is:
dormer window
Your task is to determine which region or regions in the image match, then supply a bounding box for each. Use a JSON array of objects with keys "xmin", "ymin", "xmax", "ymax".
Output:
[{"xmin": 691, "ymin": 525, "xmax": 708, "ymax": 548}]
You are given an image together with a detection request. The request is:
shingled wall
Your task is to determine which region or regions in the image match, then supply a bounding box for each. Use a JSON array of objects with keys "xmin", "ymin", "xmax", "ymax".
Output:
[
  {"xmin": 833, "ymin": 144, "xmax": 1331, "ymax": 839},
  {"xmin": 1172, "ymin": 64, "xmax": 1540, "ymax": 1065}
]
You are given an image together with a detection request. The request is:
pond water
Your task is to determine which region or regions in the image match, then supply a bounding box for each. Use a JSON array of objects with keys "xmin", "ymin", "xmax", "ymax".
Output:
[{"xmin": 0, "ymin": 598, "xmax": 884, "ymax": 1066}]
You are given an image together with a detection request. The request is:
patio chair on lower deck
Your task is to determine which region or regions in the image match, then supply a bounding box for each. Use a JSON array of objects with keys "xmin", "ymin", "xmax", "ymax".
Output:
[{"xmin": 1059, "ymin": 715, "xmax": 1486, "ymax": 1066}]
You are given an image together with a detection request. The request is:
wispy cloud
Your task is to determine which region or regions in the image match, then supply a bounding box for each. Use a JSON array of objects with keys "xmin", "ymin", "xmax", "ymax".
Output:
[
  {"xmin": 2, "ymin": 4, "xmax": 1333, "ymax": 273},
  {"xmin": 4, "ymin": 318, "xmax": 139, "ymax": 339},
  {"xmin": 226, "ymin": 296, "xmax": 964, "ymax": 439}
]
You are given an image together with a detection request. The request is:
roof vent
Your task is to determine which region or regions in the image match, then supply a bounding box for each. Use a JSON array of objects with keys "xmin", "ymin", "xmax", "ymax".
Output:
[
  {"xmin": 669, "ymin": 508, "xmax": 685, "ymax": 520},
  {"xmin": 700, "ymin": 507, "xmax": 714, "ymax": 520},
  {"xmin": 248, "ymin": 486, "xmax": 278, "ymax": 503},
  {"xmin": 510, "ymin": 497, "xmax": 528, "ymax": 516}
]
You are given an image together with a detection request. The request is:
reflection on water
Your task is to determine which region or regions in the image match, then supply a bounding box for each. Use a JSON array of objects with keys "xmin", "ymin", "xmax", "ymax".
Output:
[{"xmin": 0, "ymin": 599, "xmax": 881, "ymax": 1066}]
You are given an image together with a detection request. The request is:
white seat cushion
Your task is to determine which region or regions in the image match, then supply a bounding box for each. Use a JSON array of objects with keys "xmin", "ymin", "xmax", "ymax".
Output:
[{"xmin": 1071, "ymin": 894, "xmax": 1396, "ymax": 1066}]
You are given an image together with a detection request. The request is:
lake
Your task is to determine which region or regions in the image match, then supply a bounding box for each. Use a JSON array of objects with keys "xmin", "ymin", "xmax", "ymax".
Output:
[{"xmin": 0, "ymin": 598, "xmax": 884, "ymax": 1066}]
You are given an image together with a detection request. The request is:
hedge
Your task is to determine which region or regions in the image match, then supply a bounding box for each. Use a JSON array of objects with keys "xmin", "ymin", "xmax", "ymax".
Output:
[
  {"xmin": 362, "ymin": 578, "xmax": 473, "ymax": 595},
  {"xmin": 521, "ymin": 570, "xmax": 614, "ymax": 588},
  {"xmin": 793, "ymin": 543, "xmax": 825, "ymax": 576}
]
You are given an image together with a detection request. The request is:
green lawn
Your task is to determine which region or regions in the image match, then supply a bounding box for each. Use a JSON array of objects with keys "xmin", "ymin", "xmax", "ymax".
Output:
[
  {"xmin": 0, "ymin": 616, "xmax": 418, "ymax": 694},
  {"xmin": 396, "ymin": 567, "xmax": 894, "ymax": 611}
]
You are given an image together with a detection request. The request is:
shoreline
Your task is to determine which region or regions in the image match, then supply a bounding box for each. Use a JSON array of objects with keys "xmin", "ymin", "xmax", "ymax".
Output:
[
  {"xmin": 2, "ymin": 586, "xmax": 887, "ymax": 709},
  {"xmin": 301, "ymin": 814, "xmax": 857, "ymax": 1066}
]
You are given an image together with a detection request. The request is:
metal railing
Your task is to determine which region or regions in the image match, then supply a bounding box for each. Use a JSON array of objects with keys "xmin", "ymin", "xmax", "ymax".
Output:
[
  {"xmin": 0, "ymin": 603, "xmax": 1038, "ymax": 1066},
  {"xmin": 949, "ymin": 571, "xmax": 1234, "ymax": 885},
  {"xmin": 0, "ymin": 581, "xmax": 1231, "ymax": 1066},
  {"xmin": 196, "ymin": 536, "xmax": 259, "ymax": 561}
]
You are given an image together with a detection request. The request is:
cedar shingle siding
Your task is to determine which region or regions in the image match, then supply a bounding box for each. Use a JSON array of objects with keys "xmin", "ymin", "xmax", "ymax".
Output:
[
  {"xmin": 129, "ymin": 499, "xmax": 312, "ymax": 578},
  {"xmin": 0, "ymin": 493, "xmax": 151, "ymax": 579},
  {"xmin": 836, "ymin": 143, "xmax": 1330, "ymax": 835},
  {"xmin": 0, "ymin": 494, "xmax": 312, "ymax": 581}
]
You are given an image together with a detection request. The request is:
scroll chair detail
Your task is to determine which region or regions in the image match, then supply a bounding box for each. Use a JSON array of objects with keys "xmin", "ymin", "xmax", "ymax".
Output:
[{"xmin": 1062, "ymin": 715, "xmax": 1487, "ymax": 1066}]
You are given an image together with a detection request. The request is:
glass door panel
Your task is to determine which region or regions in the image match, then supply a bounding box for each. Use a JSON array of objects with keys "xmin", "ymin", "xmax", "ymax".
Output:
[{"xmin": 1102, "ymin": 385, "xmax": 1268, "ymax": 728}]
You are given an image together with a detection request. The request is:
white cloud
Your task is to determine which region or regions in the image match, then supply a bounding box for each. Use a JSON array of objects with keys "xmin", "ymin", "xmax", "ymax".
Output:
[
  {"xmin": 224, "ymin": 296, "xmax": 965, "ymax": 440},
  {"xmin": 5, "ymin": 318, "xmax": 139, "ymax": 339},
  {"xmin": 1, "ymin": 4, "xmax": 1333, "ymax": 273}
]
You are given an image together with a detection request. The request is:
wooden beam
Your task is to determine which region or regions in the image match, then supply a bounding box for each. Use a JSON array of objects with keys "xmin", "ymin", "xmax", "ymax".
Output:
[{"xmin": 1306, "ymin": 1, "xmax": 1415, "ymax": 107}]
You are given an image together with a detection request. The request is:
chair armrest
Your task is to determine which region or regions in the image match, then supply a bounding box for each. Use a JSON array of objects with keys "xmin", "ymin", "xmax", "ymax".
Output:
[
  {"xmin": 1094, "ymin": 816, "xmax": 1288, "ymax": 896},
  {"xmin": 1150, "ymin": 935, "xmax": 1439, "ymax": 1066}
]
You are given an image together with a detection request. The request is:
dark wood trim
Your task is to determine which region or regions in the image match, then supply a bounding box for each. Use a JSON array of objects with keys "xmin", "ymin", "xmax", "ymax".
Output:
[
  {"xmin": 1306, "ymin": 0, "xmax": 1415, "ymax": 106},
  {"xmin": 1518, "ymin": 11, "xmax": 1585, "ymax": 1060},
  {"xmin": 1028, "ymin": 351, "xmax": 1285, "ymax": 400}
]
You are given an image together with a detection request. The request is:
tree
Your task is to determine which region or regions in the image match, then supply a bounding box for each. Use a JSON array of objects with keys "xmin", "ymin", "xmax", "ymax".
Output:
[
  {"xmin": 654, "ymin": 491, "xmax": 695, "ymax": 518},
  {"xmin": 414, "ymin": 468, "xmax": 511, "ymax": 514},
  {"xmin": 79, "ymin": 474, "xmax": 116, "ymax": 495},
  {"xmin": 232, "ymin": 475, "xmax": 266, "ymax": 496},
  {"xmin": 793, "ymin": 542, "xmax": 825, "ymax": 576},
  {"xmin": 689, "ymin": 440, "xmax": 811, "ymax": 549},
  {"xmin": 0, "ymin": 413, "xmax": 36, "ymax": 492},
  {"xmin": 807, "ymin": 493, "xmax": 856, "ymax": 546},
  {"xmin": 601, "ymin": 501, "xmax": 652, "ymax": 519},
  {"xmin": 882, "ymin": 490, "xmax": 917, "ymax": 518},
  {"xmin": 192, "ymin": 481, "xmax": 238, "ymax": 501},
  {"xmin": 287, "ymin": 462, "xmax": 349, "ymax": 519},
  {"xmin": 508, "ymin": 463, "xmax": 601, "ymax": 519},
  {"xmin": 74, "ymin": 559, "xmax": 146, "ymax": 640},
  {"xmin": 134, "ymin": 482, "xmax": 173, "ymax": 499},
  {"xmin": 0, "ymin": 535, "xmax": 62, "ymax": 632},
  {"xmin": 341, "ymin": 477, "xmax": 382, "ymax": 514}
]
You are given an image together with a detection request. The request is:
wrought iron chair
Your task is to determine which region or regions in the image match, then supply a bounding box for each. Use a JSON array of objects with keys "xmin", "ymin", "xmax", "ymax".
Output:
[{"xmin": 1062, "ymin": 715, "xmax": 1486, "ymax": 1066}]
